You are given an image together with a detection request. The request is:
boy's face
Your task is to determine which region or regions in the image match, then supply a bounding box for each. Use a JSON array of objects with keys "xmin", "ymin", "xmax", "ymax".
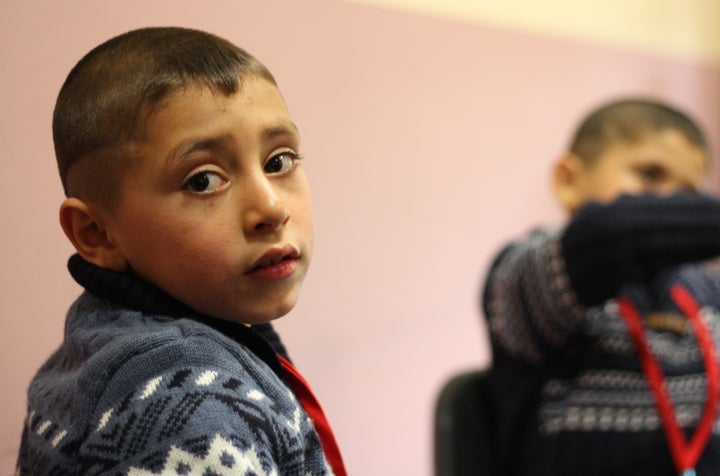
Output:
[
  {"xmin": 100, "ymin": 77, "xmax": 313, "ymax": 324},
  {"xmin": 556, "ymin": 129, "xmax": 707, "ymax": 213}
]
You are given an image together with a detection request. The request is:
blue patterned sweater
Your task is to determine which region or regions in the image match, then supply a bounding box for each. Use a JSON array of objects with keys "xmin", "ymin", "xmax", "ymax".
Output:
[
  {"xmin": 16, "ymin": 255, "xmax": 334, "ymax": 475},
  {"xmin": 484, "ymin": 227, "xmax": 720, "ymax": 476}
]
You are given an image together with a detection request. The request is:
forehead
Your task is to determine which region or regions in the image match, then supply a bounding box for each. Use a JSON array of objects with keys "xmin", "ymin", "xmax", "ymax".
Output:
[
  {"xmin": 604, "ymin": 129, "xmax": 707, "ymax": 174},
  {"xmin": 145, "ymin": 77, "xmax": 291, "ymax": 135}
]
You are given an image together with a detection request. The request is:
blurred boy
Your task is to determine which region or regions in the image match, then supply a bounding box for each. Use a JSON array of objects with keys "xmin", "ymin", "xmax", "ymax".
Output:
[
  {"xmin": 483, "ymin": 99, "xmax": 720, "ymax": 475},
  {"xmin": 17, "ymin": 27, "xmax": 346, "ymax": 476}
]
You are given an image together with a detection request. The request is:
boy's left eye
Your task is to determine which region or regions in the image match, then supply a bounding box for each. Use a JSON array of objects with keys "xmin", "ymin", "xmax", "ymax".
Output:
[
  {"xmin": 635, "ymin": 164, "xmax": 666, "ymax": 183},
  {"xmin": 183, "ymin": 170, "xmax": 227, "ymax": 193},
  {"xmin": 264, "ymin": 151, "xmax": 301, "ymax": 175}
]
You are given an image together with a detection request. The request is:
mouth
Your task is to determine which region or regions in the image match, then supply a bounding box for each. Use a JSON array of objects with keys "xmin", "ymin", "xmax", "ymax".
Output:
[{"xmin": 247, "ymin": 245, "xmax": 300, "ymax": 275}]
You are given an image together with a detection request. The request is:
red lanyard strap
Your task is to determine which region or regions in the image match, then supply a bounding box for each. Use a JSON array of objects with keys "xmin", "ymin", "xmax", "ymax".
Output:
[
  {"xmin": 618, "ymin": 284, "xmax": 720, "ymax": 475},
  {"xmin": 278, "ymin": 355, "xmax": 348, "ymax": 476}
]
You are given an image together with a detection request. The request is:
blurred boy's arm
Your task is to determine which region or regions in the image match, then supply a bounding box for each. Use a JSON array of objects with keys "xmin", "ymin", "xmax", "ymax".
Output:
[
  {"xmin": 561, "ymin": 192, "xmax": 720, "ymax": 307},
  {"xmin": 483, "ymin": 193, "xmax": 720, "ymax": 366},
  {"xmin": 483, "ymin": 227, "xmax": 586, "ymax": 365}
]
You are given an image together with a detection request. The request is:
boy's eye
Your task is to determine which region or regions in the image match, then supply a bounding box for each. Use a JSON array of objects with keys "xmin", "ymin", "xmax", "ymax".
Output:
[
  {"xmin": 264, "ymin": 151, "xmax": 301, "ymax": 175},
  {"xmin": 183, "ymin": 171, "xmax": 226, "ymax": 193},
  {"xmin": 637, "ymin": 165, "xmax": 666, "ymax": 183}
]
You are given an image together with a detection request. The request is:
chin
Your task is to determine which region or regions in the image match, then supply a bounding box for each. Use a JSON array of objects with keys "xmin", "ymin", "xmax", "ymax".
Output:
[
  {"xmin": 266, "ymin": 302, "xmax": 298, "ymax": 322},
  {"xmin": 236, "ymin": 299, "xmax": 299, "ymax": 325}
]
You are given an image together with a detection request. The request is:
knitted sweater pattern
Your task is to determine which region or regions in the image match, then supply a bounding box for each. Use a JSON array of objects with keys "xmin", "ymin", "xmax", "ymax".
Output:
[
  {"xmin": 484, "ymin": 228, "xmax": 720, "ymax": 476},
  {"xmin": 17, "ymin": 256, "xmax": 332, "ymax": 476}
]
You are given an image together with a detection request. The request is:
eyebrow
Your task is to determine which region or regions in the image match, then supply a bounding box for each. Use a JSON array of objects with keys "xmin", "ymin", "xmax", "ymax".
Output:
[
  {"xmin": 262, "ymin": 120, "xmax": 300, "ymax": 142},
  {"xmin": 165, "ymin": 136, "xmax": 229, "ymax": 170},
  {"xmin": 166, "ymin": 120, "xmax": 301, "ymax": 168}
]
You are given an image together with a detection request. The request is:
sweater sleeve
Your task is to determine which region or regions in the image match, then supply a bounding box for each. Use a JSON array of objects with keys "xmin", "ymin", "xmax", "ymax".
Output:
[
  {"xmin": 483, "ymin": 227, "xmax": 586, "ymax": 365},
  {"xmin": 561, "ymin": 192, "xmax": 720, "ymax": 307}
]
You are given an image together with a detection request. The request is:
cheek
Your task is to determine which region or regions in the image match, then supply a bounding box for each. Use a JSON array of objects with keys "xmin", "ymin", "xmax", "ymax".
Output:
[
  {"xmin": 287, "ymin": 190, "xmax": 314, "ymax": 262},
  {"xmin": 301, "ymin": 210, "xmax": 315, "ymax": 256},
  {"xmin": 589, "ymin": 171, "xmax": 644, "ymax": 201},
  {"xmin": 175, "ymin": 222, "xmax": 239, "ymax": 262},
  {"xmin": 616, "ymin": 177, "xmax": 649, "ymax": 197},
  {"xmin": 148, "ymin": 227, "xmax": 238, "ymax": 294},
  {"xmin": 293, "ymin": 198, "xmax": 314, "ymax": 237},
  {"xmin": 286, "ymin": 179, "xmax": 314, "ymax": 231},
  {"xmin": 124, "ymin": 214, "xmax": 232, "ymax": 272}
]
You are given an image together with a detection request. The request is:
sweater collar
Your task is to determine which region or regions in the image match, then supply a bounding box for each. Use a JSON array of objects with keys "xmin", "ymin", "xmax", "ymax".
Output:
[{"xmin": 67, "ymin": 253, "xmax": 287, "ymax": 376}]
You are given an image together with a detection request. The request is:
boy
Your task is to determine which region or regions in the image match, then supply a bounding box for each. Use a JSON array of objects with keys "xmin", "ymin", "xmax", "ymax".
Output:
[
  {"xmin": 17, "ymin": 27, "xmax": 346, "ymax": 476},
  {"xmin": 483, "ymin": 99, "xmax": 720, "ymax": 475}
]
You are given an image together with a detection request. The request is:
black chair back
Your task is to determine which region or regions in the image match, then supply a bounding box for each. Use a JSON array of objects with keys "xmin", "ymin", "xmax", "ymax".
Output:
[{"xmin": 434, "ymin": 369, "xmax": 498, "ymax": 476}]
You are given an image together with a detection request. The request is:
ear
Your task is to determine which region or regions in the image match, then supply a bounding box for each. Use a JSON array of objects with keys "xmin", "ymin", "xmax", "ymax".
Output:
[
  {"xmin": 59, "ymin": 198, "xmax": 129, "ymax": 272},
  {"xmin": 553, "ymin": 153, "xmax": 586, "ymax": 214}
]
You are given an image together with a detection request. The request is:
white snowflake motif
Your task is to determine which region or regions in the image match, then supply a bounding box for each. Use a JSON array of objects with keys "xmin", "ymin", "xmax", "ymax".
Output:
[{"xmin": 128, "ymin": 434, "xmax": 278, "ymax": 476}]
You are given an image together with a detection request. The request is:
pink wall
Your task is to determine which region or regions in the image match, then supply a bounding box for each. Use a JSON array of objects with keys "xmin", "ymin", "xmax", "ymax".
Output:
[{"xmin": 1, "ymin": 0, "xmax": 718, "ymax": 474}]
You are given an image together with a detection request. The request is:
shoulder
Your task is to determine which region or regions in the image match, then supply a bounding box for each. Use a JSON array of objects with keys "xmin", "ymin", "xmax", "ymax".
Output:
[
  {"xmin": 60, "ymin": 291, "xmax": 284, "ymax": 404},
  {"xmin": 58, "ymin": 292, "xmax": 259, "ymax": 386},
  {"xmin": 486, "ymin": 226, "xmax": 563, "ymax": 278},
  {"xmin": 660, "ymin": 260, "xmax": 720, "ymax": 307},
  {"xmin": 21, "ymin": 293, "xmax": 329, "ymax": 475},
  {"xmin": 492, "ymin": 226, "xmax": 560, "ymax": 258}
]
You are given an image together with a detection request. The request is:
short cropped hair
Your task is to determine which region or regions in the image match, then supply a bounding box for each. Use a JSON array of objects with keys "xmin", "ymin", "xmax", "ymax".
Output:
[
  {"xmin": 568, "ymin": 98, "xmax": 708, "ymax": 165},
  {"xmin": 54, "ymin": 26, "xmax": 276, "ymax": 207}
]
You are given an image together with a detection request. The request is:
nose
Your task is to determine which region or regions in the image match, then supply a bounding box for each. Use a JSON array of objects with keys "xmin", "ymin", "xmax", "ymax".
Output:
[{"xmin": 243, "ymin": 177, "xmax": 290, "ymax": 235}]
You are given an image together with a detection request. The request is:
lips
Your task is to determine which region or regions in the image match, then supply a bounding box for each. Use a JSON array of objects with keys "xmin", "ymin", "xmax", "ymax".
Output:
[{"xmin": 247, "ymin": 245, "xmax": 300, "ymax": 280}]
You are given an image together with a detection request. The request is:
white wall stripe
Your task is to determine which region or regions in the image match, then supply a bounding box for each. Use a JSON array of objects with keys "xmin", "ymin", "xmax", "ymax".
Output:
[{"xmin": 345, "ymin": 0, "xmax": 720, "ymax": 63}]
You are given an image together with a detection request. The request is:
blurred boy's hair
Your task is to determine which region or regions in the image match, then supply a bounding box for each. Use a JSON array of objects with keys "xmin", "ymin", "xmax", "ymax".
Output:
[{"xmin": 568, "ymin": 98, "xmax": 708, "ymax": 165}]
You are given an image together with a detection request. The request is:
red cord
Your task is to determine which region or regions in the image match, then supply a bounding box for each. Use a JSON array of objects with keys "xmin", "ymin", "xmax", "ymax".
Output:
[
  {"xmin": 278, "ymin": 355, "xmax": 347, "ymax": 476},
  {"xmin": 617, "ymin": 284, "xmax": 720, "ymax": 474}
]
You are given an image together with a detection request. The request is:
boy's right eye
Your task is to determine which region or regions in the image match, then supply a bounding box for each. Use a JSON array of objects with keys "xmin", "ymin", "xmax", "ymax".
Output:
[
  {"xmin": 636, "ymin": 164, "xmax": 666, "ymax": 184},
  {"xmin": 183, "ymin": 171, "xmax": 227, "ymax": 194}
]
